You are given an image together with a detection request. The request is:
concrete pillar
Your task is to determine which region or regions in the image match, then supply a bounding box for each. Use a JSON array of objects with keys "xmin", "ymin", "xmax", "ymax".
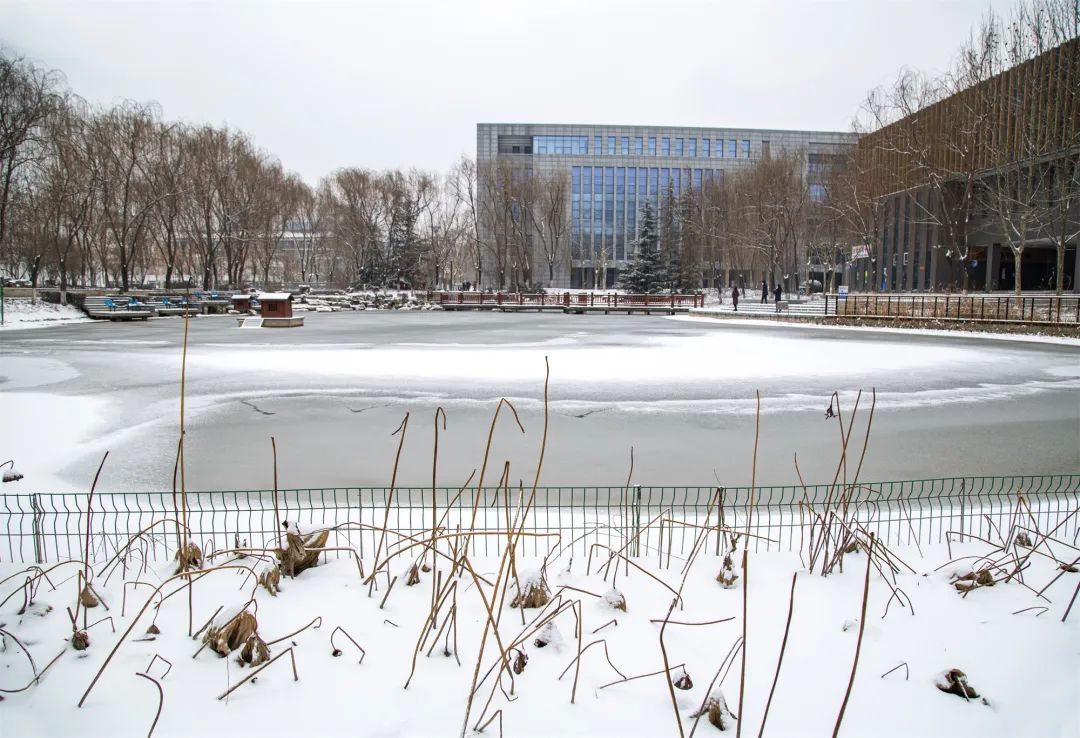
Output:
[
  {"xmin": 1072, "ymin": 243, "xmax": 1080, "ymax": 294},
  {"xmin": 985, "ymin": 244, "xmax": 998, "ymax": 292},
  {"xmin": 916, "ymin": 192, "xmax": 929, "ymax": 291},
  {"xmin": 876, "ymin": 198, "xmax": 891, "ymax": 291},
  {"xmin": 928, "ymin": 224, "xmax": 941, "ymax": 291}
]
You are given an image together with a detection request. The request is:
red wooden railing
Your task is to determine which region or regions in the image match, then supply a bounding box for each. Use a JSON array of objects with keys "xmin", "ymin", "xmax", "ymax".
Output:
[{"xmin": 427, "ymin": 291, "xmax": 705, "ymax": 309}]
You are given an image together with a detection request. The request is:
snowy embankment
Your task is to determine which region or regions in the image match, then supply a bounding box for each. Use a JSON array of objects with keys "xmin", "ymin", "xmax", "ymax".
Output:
[
  {"xmin": 2, "ymin": 526, "xmax": 1077, "ymax": 737},
  {"xmin": 0, "ymin": 298, "xmax": 90, "ymax": 330}
]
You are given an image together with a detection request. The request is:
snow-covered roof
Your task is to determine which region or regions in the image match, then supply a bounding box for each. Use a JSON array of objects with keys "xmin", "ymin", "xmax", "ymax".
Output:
[
  {"xmin": 258, "ymin": 292, "xmax": 292, "ymax": 301},
  {"xmin": 231, "ymin": 294, "xmax": 250, "ymax": 300}
]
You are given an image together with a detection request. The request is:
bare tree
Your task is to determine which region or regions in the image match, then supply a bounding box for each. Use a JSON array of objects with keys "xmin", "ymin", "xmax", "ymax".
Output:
[
  {"xmin": 530, "ymin": 170, "xmax": 570, "ymax": 287},
  {"xmin": 0, "ymin": 52, "xmax": 63, "ymax": 264}
]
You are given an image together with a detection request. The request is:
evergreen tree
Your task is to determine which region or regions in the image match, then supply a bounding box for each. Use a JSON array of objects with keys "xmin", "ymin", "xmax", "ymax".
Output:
[
  {"xmin": 659, "ymin": 183, "xmax": 682, "ymax": 292},
  {"xmin": 619, "ymin": 200, "xmax": 666, "ymax": 293}
]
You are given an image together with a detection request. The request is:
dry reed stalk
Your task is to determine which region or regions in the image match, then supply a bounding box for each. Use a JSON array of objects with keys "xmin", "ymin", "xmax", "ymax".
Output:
[
  {"xmin": 658, "ymin": 597, "xmax": 686, "ymax": 738},
  {"xmin": 73, "ymin": 453, "xmax": 109, "ymax": 634},
  {"xmin": 476, "ymin": 709, "xmax": 503, "ymax": 737},
  {"xmin": 457, "ymin": 399, "xmax": 524, "ymax": 570},
  {"xmin": 271, "ymin": 436, "xmax": 280, "ymax": 529},
  {"xmin": 688, "ymin": 637, "xmax": 745, "ymax": 738},
  {"xmin": 586, "ymin": 543, "xmax": 683, "ymax": 603},
  {"xmin": 597, "ymin": 662, "xmax": 687, "ymax": 691},
  {"xmin": 177, "ymin": 314, "xmax": 193, "ymax": 637},
  {"xmin": 1038, "ymin": 553, "xmax": 1080, "ymax": 597},
  {"xmin": 880, "ymin": 662, "xmax": 909, "ymax": 680},
  {"xmin": 757, "ymin": 573, "xmax": 798, "ymax": 738},
  {"xmin": 216, "ymin": 647, "xmax": 297, "ymax": 701},
  {"xmin": 367, "ymin": 413, "xmax": 410, "ymax": 586},
  {"xmin": 97, "ymin": 519, "xmax": 191, "ymax": 585},
  {"xmin": 78, "ymin": 563, "xmax": 261, "ymax": 707},
  {"xmin": 736, "ymin": 551, "xmax": 748, "ymax": 738},
  {"xmin": 832, "ymin": 534, "xmax": 874, "ymax": 738},
  {"xmin": 746, "ymin": 391, "xmax": 760, "ymax": 547},
  {"xmin": 405, "ymin": 579, "xmax": 460, "ymax": 688},
  {"xmin": 592, "ymin": 618, "xmax": 618, "ymax": 634},
  {"xmin": 1062, "ymin": 579, "xmax": 1080, "ymax": 622},
  {"xmin": 427, "ymin": 407, "xmax": 447, "ymax": 621},
  {"xmin": 0, "ymin": 649, "xmax": 64, "ymax": 694},
  {"xmin": 459, "ymin": 551, "xmax": 523, "ymax": 718},
  {"xmin": 134, "ymin": 671, "xmax": 164, "ymax": 738},
  {"xmin": 266, "ymin": 616, "xmax": 322, "ymax": 646},
  {"xmin": 329, "ymin": 626, "xmax": 366, "ymax": 663},
  {"xmin": 379, "ymin": 576, "xmax": 399, "ymax": 608}
]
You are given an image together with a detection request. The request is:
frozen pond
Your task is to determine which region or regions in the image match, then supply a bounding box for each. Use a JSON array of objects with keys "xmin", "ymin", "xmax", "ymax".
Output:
[{"xmin": 1, "ymin": 311, "xmax": 1078, "ymax": 492}]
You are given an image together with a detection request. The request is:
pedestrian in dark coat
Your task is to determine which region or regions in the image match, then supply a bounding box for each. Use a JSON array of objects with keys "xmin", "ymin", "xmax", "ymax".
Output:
[
  {"xmin": 773, "ymin": 283, "xmax": 783, "ymax": 312},
  {"xmin": 760, "ymin": 279, "xmax": 768, "ymax": 303},
  {"xmin": 731, "ymin": 285, "xmax": 740, "ymax": 311}
]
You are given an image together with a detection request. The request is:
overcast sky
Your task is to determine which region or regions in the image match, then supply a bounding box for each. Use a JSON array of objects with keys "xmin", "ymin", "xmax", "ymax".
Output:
[{"xmin": 1, "ymin": 0, "xmax": 1002, "ymax": 183}]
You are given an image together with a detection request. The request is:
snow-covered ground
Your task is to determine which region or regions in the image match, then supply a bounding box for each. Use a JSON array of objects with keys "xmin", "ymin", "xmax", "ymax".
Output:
[
  {"xmin": 0, "ymin": 298, "xmax": 91, "ymax": 330},
  {"xmin": 0, "ymin": 311, "xmax": 1077, "ymax": 492},
  {"xmin": 1, "ymin": 537, "xmax": 1076, "ymax": 737}
]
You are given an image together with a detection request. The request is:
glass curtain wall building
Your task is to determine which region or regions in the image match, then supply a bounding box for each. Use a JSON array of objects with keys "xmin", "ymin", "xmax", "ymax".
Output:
[{"xmin": 477, "ymin": 123, "xmax": 857, "ymax": 289}]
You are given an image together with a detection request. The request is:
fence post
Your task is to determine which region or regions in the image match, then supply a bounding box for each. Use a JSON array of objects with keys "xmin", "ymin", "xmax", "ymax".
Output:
[
  {"xmin": 31, "ymin": 493, "xmax": 44, "ymax": 564},
  {"xmin": 633, "ymin": 485, "xmax": 642, "ymax": 558}
]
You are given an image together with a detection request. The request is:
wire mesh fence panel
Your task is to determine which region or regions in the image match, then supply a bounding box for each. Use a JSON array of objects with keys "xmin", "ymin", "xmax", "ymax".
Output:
[{"xmin": 1, "ymin": 475, "xmax": 1077, "ymax": 564}]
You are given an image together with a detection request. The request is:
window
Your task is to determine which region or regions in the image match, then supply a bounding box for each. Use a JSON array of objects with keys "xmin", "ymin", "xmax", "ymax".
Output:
[
  {"xmin": 621, "ymin": 136, "xmax": 629, "ymax": 155},
  {"xmin": 689, "ymin": 139, "xmax": 697, "ymax": 158},
  {"xmin": 648, "ymin": 137, "xmax": 657, "ymax": 156},
  {"xmin": 715, "ymin": 139, "xmax": 723, "ymax": 157},
  {"xmin": 594, "ymin": 136, "xmax": 602, "ymax": 155},
  {"xmin": 703, "ymin": 139, "xmax": 710, "ymax": 158},
  {"xmin": 741, "ymin": 140, "xmax": 750, "ymax": 158},
  {"xmin": 693, "ymin": 169, "xmax": 702, "ymax": 190},
  {"xmin": 661, "ymin": 137, "xmax": 670, "ymax": 156},
  {"xmin": 532, "ymin": 135, "xmax": 587, "ymax": 155},
  {"xmin": 809, "ymin": 183, "xmax": 827, "ymax": 202},
  {"xmin": 727, "ymin": 140, "xmax": 737, "ymax": 158},
  {"xmin": 675, "ymin": 138, "xmax": 683, "ymax": 157},
  {"xmin": 634, "ymin": 137, "xmax": 643, "ymax": 155},
  {"xmin": 607, "ymin": 136, "xmax": 615, "ymax": 155},
  {"xmin": 762, "ymin": 140, "xmax": 770, "ymax": 159}
]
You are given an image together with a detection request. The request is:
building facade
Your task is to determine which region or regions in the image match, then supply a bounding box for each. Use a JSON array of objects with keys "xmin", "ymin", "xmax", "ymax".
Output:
[
  {"xmin": 477, "ymin": 123, "xmax": 857, "ymax": 289},
  {"xmin": 853, "ymin": 37, "xmax": 1080, "ymax": 293}
]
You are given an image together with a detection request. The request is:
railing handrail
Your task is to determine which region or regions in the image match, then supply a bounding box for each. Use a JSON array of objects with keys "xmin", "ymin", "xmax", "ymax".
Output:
[
  {"xmin": 822, "ymin": 292, "xmax": 1080, "ymax": 324},
  {"xmin": 7, "ymin": 472, "xmax": 1079, "ymax": 498}
]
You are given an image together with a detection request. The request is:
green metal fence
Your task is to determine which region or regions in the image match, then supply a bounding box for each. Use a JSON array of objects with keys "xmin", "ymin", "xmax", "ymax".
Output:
[{"xmin": 2, "ymin": 474, "xmax": 1077, "ymax": 564}]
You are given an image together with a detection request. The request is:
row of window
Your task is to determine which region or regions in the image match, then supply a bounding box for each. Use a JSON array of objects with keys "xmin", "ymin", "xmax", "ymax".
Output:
[
  {"xmin": 569, "ymin": 166, "xmax": 724, "ymax": 260},
  {"xmin": 532, "ymin": 135, "xmax": 752, "ymax": 159}
]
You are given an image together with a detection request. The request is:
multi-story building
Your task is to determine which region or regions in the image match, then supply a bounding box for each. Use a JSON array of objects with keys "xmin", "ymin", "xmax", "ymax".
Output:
[
  {"xmin": 854, "ymin": 37, "xmax": 1079, "ymax": 293},
  {"xmin": 477, "ymin": 123, "xmax": 857, "ymax": 289}
]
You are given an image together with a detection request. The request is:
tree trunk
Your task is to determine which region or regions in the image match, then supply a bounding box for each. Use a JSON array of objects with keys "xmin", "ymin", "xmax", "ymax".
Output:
[
  {"xmin": 1055, "ymin": 240, "xmax": 1065, "ymax": 295},
  {"xmin": 164, "ymin": 264, "xmax": 173, "ymax": 290},
  {"xmin": 1014, "ymin": 248, "xmax": 1023, "ymax": 297}
]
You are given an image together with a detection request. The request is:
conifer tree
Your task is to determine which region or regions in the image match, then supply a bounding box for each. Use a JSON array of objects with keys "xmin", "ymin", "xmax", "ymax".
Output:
[
  {"xmin": 659, "ymin": 183, "xmax": 683, "ymax": 292},
  {"xmin": 619, "ymin": 200, "xmax": 666, "ymax": 293}
]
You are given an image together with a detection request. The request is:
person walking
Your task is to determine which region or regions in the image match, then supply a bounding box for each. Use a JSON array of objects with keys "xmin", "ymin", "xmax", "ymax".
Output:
[
  {"xmin": 760, "ymin": 278, "xmax": 768, "ymax": 304},
  {"xmin": 773, "ymin": 282, "xmax": 783, "ymax": 312},
  {"xmin": 731, "ymin": 285, "xmax": 740, "ymax": 312}
]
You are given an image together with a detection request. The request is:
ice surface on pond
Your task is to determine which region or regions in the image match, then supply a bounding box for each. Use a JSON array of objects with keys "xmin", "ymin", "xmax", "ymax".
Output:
[{"xmin": 0, "ymin": 312, "xmax": 1076, "ymax": 491}]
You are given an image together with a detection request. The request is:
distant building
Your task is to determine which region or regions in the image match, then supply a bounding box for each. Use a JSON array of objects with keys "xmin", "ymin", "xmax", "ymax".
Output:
[{"xmin": 477, "ymin": 123, "xmax": 857, "ymax": 289}]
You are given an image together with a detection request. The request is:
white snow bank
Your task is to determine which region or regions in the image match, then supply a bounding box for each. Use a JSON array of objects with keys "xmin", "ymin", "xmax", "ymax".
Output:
[
  {"xmin": 0, "ymin": 299, "xmax": 90, "ymax": 330},
  {"xmin": 1, "ymin": 543, "xmax": 1076, "ymax": 737},
  {"xmin": 672, "ymin": 313, "xmax": 1080, "ymax": 347}
]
